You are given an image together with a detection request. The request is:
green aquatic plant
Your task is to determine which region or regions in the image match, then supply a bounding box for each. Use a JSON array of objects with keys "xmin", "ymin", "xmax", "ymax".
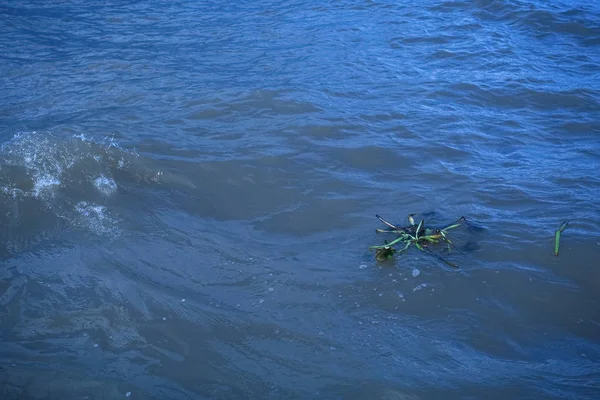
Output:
[
  {"xmin": 369, "ymin": 214, "xmax": 465, "ymax": 268},
  {"xmin": 554, "ymin": 220, "xmax": 569, "ymax": 256}
]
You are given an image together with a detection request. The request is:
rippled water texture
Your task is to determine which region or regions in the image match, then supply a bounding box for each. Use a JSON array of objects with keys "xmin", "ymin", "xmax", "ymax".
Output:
[{"xmin": 1, "ymin": 0, "xmax": 600, "ymax": 399}]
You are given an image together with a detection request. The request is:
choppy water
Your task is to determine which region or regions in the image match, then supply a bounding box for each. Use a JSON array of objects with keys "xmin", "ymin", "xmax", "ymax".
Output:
[{"xmin": 1, "ymin": 1, "xmax": 600, "ymax": 399}]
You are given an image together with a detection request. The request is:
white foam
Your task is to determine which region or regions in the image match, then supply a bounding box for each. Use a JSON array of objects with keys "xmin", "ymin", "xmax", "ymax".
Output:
[
  {"xmin": 76, "ymin": 201, "xmax": 106, "ymax": 218},
  {"xmin": 33, "ymin": 175, "xmax": 61, "ymax": 197},
  {"xmin": 94, "ymin": 175, "xmax": 117, "ymax": 196},
  {"xmin": 75, "ymin": 201, "xmax": 118, "ymax": 235},
  {"xmin": 1, "ymin": 186, "xmax": 25, "ymax": 198},
  {"xmin": 413, "ymin": 283, "xmax": 428, "ymax": 292}
]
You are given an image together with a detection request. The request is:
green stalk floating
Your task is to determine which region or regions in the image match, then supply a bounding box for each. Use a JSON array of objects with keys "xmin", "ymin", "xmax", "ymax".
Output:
[
  {"xmin": 376, "ymin": 214, "xmax": 401, "ymax": 230},
  {"xmin": 554, "ymin": 221, "xmax": 569, "ymax": 256},
  {"xmin": 415, "ymin": 219, "xmax": 424, "ymax": 239}
]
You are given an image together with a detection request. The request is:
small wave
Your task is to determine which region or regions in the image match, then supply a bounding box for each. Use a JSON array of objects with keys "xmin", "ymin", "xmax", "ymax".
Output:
[{"xmin": 0, "ymin": 131, "xmax": 133, "ymax": 256}]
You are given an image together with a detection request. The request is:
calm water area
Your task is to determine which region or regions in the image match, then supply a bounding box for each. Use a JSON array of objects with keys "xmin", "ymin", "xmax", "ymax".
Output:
[{"xmin": 1, "ymin": 0, "xmax": 600, "ymax": 399}]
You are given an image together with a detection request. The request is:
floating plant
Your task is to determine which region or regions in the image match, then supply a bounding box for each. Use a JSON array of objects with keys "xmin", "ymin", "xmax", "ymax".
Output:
[
  {"xmin": 369, "ymin": 214, "xmax": 466, "ymax": 268},
  {"xmin": 554, "ymin": 220, "xmax": 569, "ymax": 256}
]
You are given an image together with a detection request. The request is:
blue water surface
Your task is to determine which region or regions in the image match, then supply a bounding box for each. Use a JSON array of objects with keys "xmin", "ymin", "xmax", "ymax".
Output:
[{"xmin": 1, "ymin": 1, "xmax": 599, "ymax": 399}]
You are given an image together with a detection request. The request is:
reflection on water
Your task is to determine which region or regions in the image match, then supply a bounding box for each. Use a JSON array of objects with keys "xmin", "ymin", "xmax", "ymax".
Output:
[{"xmin": 1, "ymin": 0, "xmax": 600, "ymax": 399}]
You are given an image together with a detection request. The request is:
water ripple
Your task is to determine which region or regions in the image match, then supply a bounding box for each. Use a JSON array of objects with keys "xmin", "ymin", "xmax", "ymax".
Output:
[{"xmin": 1, "ymin": 0, "xmax": 600, "ymax": 398}]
